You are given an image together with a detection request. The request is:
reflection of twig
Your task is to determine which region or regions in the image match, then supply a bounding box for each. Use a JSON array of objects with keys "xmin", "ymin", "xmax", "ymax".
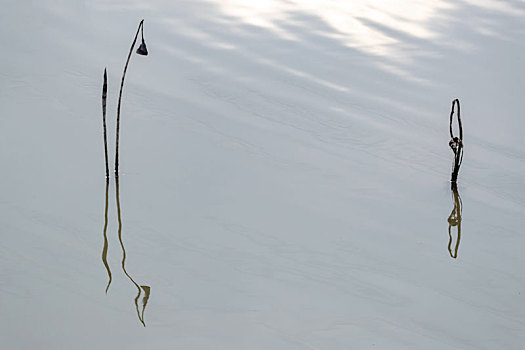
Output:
[
  {"xmin": 447, "ymin": 184, "xmax": 462, "ymax": 259},
  {"xmin": 449, "ymin": 99, "xmax": 464, "ymax": 183},
  {"xmin": 115, "ymin": 176, "xmax": 150, "ymax": 326},
  {"xmin": 101, "ymin": 178, "xmax": 112, "ymax": 293}
]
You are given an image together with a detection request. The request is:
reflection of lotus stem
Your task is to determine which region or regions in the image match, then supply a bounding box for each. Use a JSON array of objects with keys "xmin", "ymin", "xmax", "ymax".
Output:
[
  {"xmin": 102, "ymin": 68, "xmax": 109, "ymax": 178},
  {"xmin": 101, "ymin": 178, "xmax": 112, "ymax": 292},
  {"xmin": 115, "ymin": 19, "xmax": 147, "ymax": 175},
  {"xmin": 115, "ymin": 176, "xmax": 150, "ymax": 327},
  {"xmin": 449, "ymin": 99, "xmax": 464, "ymax": 184}
]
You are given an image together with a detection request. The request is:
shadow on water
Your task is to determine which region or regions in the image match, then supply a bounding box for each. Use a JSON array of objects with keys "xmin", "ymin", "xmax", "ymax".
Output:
[
  {"xmin": 447, "ymin": 184, "xmax": 463, "ymax": 259},
  {"xmin": 101, "ymin": 177, "xmax": 151, "ymax": 326}
]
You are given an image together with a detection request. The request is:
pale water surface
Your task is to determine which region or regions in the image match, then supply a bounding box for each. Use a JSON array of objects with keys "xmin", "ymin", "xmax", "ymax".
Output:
[{"xmin": 1, "ymin": 1, "xmax": 524, "ymax": 349}]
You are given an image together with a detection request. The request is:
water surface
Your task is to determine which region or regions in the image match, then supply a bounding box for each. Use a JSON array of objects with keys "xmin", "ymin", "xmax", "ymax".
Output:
[{"xmin": 1, "ymin": 1, "xmax": 524, "ymax": 348}]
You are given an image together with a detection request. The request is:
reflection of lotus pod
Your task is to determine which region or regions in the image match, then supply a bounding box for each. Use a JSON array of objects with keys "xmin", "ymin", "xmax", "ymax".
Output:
[
  {"xmin": 136, "ymin": 42, "xmax": 148, "ymax": 56},
  {"xmin": 141, "ymin": 285, "xmax": 151, "ymax": 306}
]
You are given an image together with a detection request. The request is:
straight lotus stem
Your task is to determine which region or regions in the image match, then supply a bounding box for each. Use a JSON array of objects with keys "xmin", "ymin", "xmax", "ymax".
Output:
[{"xmin": 102, "ymin": 68, "xmax": 109, "ymax": 178}]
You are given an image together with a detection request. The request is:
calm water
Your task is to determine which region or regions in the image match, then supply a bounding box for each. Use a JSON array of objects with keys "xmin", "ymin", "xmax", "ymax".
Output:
[{"xmin": 1, "ymin": 1, "xmax": 524, "ymax": 349}]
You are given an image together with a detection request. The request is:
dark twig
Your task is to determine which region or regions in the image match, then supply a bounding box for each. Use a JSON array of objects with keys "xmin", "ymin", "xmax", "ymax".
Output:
[
  {"xmin": 449, "ymin": 99, "xmax": 464, "ymax": 184},
  {"xmin": 102, "ymin": 68, "xmax": 109, "ymax": 178},
  {"xmin": 115, "ymin": 19, "xmax": 148, "ymax": 176}
]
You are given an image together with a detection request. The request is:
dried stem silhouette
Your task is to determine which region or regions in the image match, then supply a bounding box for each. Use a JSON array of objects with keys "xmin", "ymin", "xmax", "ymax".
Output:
[
  {"xmin": 449, "ymin": 99, "xmax": 464, "ymax": 184},
  {"xmin": 102, "ymin": 68, "xmax": 109, "ymax": 178},
  {"xmin": 115, "ymin": 19, "xmax": 148, "ymax": 176}
]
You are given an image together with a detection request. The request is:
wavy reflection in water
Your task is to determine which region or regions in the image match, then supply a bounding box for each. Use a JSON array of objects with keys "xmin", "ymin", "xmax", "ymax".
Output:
[
  {"xmin": 101, "ymin": 178, "xmax": 112, "ymax": 293},
  {"xmin": 115, "ymin": 176, "xmax": 151, "ymax": 326},
  {"xmin": 101, "ymin": 177, "xmax": 151, "ymax": 326},
  {"xmin": 447, "ymin": 184, "xmax": 463, "ymax": 259}
]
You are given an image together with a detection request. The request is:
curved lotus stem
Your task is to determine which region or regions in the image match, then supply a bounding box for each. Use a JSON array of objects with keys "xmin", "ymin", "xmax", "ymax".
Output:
[{"xmin": 115, "ymin": 19, "xmax": 148, "ymax": 176}]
